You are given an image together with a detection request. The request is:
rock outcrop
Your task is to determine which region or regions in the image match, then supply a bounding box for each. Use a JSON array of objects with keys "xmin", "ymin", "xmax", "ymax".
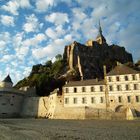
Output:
[{"xmin": 63, "ymin": 41, "xmax": 133, "ymax": 80}]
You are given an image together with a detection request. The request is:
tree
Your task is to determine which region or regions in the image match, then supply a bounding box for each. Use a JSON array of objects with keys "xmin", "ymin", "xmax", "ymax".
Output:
[
  {"xmin": 55, "ymin": 54, "xmax": 62, "ymax": 61},
  {"xmin": 45, "ymin": 60, "xmax": 52, "ymax": 67}
]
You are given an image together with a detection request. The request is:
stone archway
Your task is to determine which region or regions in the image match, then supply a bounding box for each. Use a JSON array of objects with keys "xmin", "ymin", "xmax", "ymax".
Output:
[{"xmin": 115, "ymin": 105, "xmax": 126, "ymax": 112}]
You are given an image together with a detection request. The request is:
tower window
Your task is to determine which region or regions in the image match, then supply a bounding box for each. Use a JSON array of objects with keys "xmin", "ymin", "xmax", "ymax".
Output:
[{"xmin": 132, "ymin": 75, "xmax": 136, "ymax": 80}]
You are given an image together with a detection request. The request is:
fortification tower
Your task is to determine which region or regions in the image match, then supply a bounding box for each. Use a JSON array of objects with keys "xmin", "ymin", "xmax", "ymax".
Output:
[
  {"xmin": 96, "ymin": 20, "xmax": 106, "ymax": 45},
  {"xmin": 0, "ymin": 75, "xmax": 13, "ymax": 88}
]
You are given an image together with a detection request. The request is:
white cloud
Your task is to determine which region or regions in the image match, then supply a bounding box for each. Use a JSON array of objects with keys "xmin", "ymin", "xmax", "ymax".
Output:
[
  {"xmin": 0, "ymin": 15, "xmax": 14, "ymax": 26},
  {"xmin": 22, "ymin": 33, "xmax": 46, "ymax": 47},
  {"xmin": 45, "ymin": 25, "xmax": 65, "ymax": 39},
  {"xmin": 32, "ymin": 33, "xmax": 73, "ymax": 60},
  {"xmin": 23, "ymin": 14, "xmax": 42, "ymax": 33},
  {"xmin": 0, "ymin": 41, "xmax": 6, "ymax": 49},
  {"xmin": 0, "ymin": 32, "xmax": 11, "ymax": 42},
  {"xmin": 1, "ymin": 0, "xmax": 31, "ymax": 15},
  {"xmin": 2, "ymin": 0, "xmax": 19, "ymax": 15},
  {"xmin": 45, "ymin": 28, "xmax": 57, "ymax": 39},
  {"xmin": 0, "ymin": 54, "xmax": 15, "ymax": 62},
  {"xmin": 45, "ymin": 12, "xmax": 69, "ymax": 25},
  {"xmin": 18, "ymin": 0, "xmax": 31, "ymax": 8},
  {"xmin": 35, "ymin": 0, "xmax": 54, "ymax": 12}
]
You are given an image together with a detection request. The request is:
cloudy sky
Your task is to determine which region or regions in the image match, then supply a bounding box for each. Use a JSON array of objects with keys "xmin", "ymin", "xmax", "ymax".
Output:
[{"xmin": 0, "ymin": 0, "xmax": 140, "ymax": 84}]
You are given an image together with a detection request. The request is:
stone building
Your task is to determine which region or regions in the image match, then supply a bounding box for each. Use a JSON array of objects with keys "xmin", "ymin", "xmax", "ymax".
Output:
[
  {"xmin": 62, "ymin": 64, "xmax": 140, "ymax": 119},
  {"xmin": 0, "ymin": 75, "xmax": 24, "ymax": 118}
]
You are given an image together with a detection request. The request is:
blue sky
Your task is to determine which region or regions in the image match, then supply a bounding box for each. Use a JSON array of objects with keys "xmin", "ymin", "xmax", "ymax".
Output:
[{"xmin": 0, "ymin": 0, "xmax": 140, "ymax": 84}]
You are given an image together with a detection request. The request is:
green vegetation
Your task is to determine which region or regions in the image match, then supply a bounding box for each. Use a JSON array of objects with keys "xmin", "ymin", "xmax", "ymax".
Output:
[{"xmin": 15, "ymin": 54, "xmax": 65, "ymax": 96}]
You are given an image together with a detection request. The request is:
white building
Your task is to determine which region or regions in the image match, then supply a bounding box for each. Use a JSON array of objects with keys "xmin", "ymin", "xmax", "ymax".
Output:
[{"xmin": 63, "ymin": 64, "xmax": 140, "ymax": 116}]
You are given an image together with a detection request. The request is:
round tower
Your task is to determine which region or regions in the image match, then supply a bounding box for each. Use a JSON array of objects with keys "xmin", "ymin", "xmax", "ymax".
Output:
[{"xmin": 0, "ymin": 75, "xmax": 13, "ymax": 88}]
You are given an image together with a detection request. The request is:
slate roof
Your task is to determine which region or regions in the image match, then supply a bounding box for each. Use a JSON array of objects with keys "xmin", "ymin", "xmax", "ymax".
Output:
[
  {"xmin": 107, "ymin": 64, "xmax": 139, "ymax": 76},
  {"xmin": 2, "ymin": 75, "xmax": 13, "ymax": 83},
  {"xmin": 64, "ymin": 79, "xmax": 104, "ymax": 87}
]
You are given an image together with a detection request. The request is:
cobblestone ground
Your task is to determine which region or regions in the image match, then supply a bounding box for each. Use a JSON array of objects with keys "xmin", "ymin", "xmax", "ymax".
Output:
[{"xmin": 0, "ymin": 119, "xmax": 139, "ymax": 140}]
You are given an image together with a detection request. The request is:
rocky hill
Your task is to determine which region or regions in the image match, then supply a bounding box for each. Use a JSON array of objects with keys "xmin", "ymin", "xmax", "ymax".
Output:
[
  {"xmin": 15, "ymin": 24, "xmax": 134, "ymax": 96},
  {"xmin": 63, "ymin": 41, "xmax": 133, "ymax": 80}
]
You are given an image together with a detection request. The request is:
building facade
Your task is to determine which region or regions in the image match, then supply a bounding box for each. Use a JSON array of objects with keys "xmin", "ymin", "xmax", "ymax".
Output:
[{"xmin": 63, "ymin": 64, "xmax": 140, "ymax": 117}]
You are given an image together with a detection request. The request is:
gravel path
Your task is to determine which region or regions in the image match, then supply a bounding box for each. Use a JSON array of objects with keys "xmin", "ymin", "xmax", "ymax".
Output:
[{"xmin": 0, "ymin": 119, "xmax": 139, "ymax": 140}]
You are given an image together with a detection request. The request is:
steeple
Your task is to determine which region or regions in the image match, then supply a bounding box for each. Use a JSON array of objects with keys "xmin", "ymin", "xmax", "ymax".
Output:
[
  {"xmin": 96, "ymin": 20, "xmax": 106, "ymax": 45},
  {"xmin": 0, "ymin": 74, "xmax": 13, "ymax": 88},
  {"xmin": 2, "ymin": 75, "xmax": 13, "ymax": 83},
  {"xmin": 98, "ymin": 20, "xmax": 102, "ymax": 36}
]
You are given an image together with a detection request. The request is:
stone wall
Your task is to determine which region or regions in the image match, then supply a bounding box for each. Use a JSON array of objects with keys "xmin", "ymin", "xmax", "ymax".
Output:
[{"xmin": 0, "ymin": 93, "xmax": 23, "ymax": 118}]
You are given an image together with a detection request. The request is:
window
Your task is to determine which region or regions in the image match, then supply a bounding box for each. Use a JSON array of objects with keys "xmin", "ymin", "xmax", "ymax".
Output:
[
  {"xmin": 124, "ymin": 76, "xmax": 128, "ymax": 81},
  {"xmin": 136, "ymin": 96, "xmax": 140, "ymax": 102},
  {"xmin": 66, "ymin": 88, "xmax": 69, "ymax": 93},
  {"xmin": 134, "ymin": 84, "xmax": 138, "ymax": 90},
  {"xmin": 108, "ymin": 77, "xmax": 112, "ymax": 82},
  {"xmin": 91, "ymin": 97, "xmax": 95, "ymax": 103},
  {"xmin": 82, "ymin": 87, "xmax": 86, "ymax": 92},
  {"xmin": 116, "ymin": 76, "xmax": 120, "ymax": 81},
  {"xmin": 118, "ymin": 96, "xmax": 122, "ymax": 103},
  {"xmin": 132, "ymin": 75, "xmax": 136, "ymax": 80},
  {"xmin": 91, "ymin": 87, "xmax": 95, "ymax": 92},
  {"xmin": 117, "ymin": 85, "xmax": 121, "ymax": 91},
  {"xmin": 125, "ymin": 84, "xmax": 130, "ymax": 90},
  {"xmin": 74, "ymin": 88, "xmax": 77, "ymax": 93},
  {"xmin": 109, "ymin": 85, "xmax": 113, "ymax": 91},
  {"xmin": 73, "ymin": 98, "xmax": 77, "ymax": 104},
  {"xmin": 100, "ymin": 86, "xmax": 103, "ymax": 92},
  {"xmin": 65, "ymin": 98, "xmax": 69, "ymax": 104},
  {"xmin": 100, "ymin": 97, "xmax": 104, "ymax": 103},
  {"xmin": 127, "ymin": 96, "xmax": 131, "ymax": 103},
  {"xmin": 82, "ymin": 97, "xmax": 87, "ymax": 104}
]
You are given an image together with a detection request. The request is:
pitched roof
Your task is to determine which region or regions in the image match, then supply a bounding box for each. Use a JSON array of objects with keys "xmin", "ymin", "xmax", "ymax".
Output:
[
  {"xmin": 107, "ymin": 64, "xmax": 139, "ymax": 76},
  {"xmin": 64, "ymin": 79, "xmax": 104, "ymax": 87},
  {"xmin": 2, "ymin": 75, "xmax": 13, "ymax": 83}
]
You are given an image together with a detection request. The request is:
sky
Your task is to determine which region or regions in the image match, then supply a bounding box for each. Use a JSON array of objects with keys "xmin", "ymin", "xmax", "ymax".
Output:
[{"xmin": 0, "ymin": 0, "xmax": 140, "ymax": 84}]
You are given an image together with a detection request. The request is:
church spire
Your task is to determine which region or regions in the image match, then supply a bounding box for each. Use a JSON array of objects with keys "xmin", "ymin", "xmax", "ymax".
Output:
[
  {"xmin": 98, "ymin": 20, "xmax": 102, "ymax": 36},
  {"xmin": 96, "ymin": 20, "xmax": 106, "ymax": 45}
]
